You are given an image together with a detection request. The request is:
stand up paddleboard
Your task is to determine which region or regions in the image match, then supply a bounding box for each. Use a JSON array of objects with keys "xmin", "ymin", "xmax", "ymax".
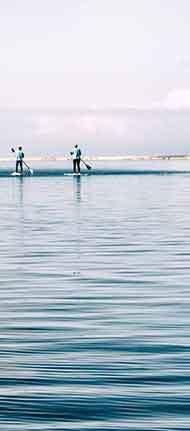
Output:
[
  {"xmin": 63, "ymin": 173, "xmax": 89, "ymax": 176},
  {"xmin": 11, "ymin": 172, "xmax": 22, "ymax": 176},
  {"xmin": 11, "ymin": 171, "xmax": 34, "ymax": 176}
]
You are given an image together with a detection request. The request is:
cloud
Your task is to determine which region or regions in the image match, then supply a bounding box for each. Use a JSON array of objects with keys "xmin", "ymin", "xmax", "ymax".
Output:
[
  {"xmin": 164, "ymin": 89, "xmax": 190, "ymax": 109},
  {"xmin": 32, "ymin": 115, "xmax": 63, "ymax": 136},
  {"xmin": 32, "ymin": 112, "xmax": 130, "ymax": 139}
]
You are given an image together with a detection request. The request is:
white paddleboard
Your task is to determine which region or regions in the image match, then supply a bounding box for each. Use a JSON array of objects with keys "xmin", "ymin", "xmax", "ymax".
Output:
[
  {"xmin": 11, "ymin": 171, "xmax": 33, "ymax": 176},
  {"xmin": 63, "ymin": 173, "xmax": 88, "ymax": 176},
  {"xmin": 11, "ymin": 172, "xmax": 22, "ymax": 176}
]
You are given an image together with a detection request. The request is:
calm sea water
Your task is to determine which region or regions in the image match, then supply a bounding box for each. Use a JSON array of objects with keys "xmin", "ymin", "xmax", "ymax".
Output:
[{"xmin": 0, "ymin": 161, "xmax": 190, "ymax": 430}]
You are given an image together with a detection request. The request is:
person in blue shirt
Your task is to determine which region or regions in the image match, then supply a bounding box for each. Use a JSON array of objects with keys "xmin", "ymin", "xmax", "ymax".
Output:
[{"xmin": 70, "ymin": 144, "xmax": 81, "ymax": 173}]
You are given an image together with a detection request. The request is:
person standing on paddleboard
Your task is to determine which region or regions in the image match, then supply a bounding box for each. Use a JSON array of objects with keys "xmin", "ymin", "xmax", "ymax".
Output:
[
  {"xmin": 16, "ymin": 146, "xmax": 24, "ymax": 174},
  {"xmin": 70, "ymin": 144, "xmax": 81, "ymax": 174}
]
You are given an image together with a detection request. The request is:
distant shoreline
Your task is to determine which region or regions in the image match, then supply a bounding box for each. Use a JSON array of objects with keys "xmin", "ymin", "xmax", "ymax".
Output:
[{"xmin": 0, "ymin": 155, "xmax": 190, "ymax": 162}]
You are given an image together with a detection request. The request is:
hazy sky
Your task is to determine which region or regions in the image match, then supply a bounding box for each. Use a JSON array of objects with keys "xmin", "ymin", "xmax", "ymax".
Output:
[{"xmin": 0, "ymin": 0, "xmax": 190, "ymax": 109}]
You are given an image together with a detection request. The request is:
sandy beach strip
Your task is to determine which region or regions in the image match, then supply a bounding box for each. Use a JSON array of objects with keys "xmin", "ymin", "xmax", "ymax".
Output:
[{"xmin": 0, "ymin": 154, "xmax": 190, "ymax": 162}]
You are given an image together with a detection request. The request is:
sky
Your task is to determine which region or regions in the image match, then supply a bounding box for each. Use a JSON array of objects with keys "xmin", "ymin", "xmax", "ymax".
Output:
[
  {"xmin": 0, "ymin": 0, "xmax": 190, "ymax": 156},
  {"xmin": 0, "ymin": 0, "xmax": 190, "ymax": 109}
]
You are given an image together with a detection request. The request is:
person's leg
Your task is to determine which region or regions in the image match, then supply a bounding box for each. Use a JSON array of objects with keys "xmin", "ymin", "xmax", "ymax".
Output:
[
  {"xmin": 16, "ymin": 161, "xmax": 19, "ymax": 173},
  {"xmin": 73, "ymin": 160, "xmax": 77, "ymax": 173},
  {"xmin": 77, "ymin": 159, "xmax": 80, "ymax": 173},
  {"xmin": 20, "ymin": 161, "xmax": 23, "ymax": 174}
]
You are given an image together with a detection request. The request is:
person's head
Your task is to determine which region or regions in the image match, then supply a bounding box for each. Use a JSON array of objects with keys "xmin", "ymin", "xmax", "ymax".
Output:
[
  {"xmin": 19, "ymin": 146, "xmax": 22, "ymax": 150},
  {"xmin": 74, "ymin": 144, "xmax": 78, "ymax": 148}
]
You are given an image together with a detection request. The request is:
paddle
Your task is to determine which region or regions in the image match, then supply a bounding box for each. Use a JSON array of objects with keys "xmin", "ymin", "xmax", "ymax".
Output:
[
  {"xmin": 68, "ymin": 152, "xmax": 92, "ymax": 171},
  {"xmin": 81, "ymin": 159, "xmax": 92, "ymax": 170},
  {"xmin": 11, "ymin": 148, "xmax": 34, "ymax": 175}
]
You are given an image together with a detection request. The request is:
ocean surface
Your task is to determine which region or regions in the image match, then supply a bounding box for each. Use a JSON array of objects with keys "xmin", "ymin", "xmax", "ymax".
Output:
[{"xmin": 0, "ymin": 160, "xmax": 190, "ymax": 430}]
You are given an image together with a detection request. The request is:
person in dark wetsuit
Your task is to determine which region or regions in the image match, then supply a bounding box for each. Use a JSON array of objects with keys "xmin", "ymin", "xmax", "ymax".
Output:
[{"xmin": 70, "ymin": 144, "xmax": 81, "ymax": 173}]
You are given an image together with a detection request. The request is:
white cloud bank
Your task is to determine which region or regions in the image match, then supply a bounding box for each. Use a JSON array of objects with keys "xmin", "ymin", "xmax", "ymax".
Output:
[{"xmin": 164, "ymin": 89, "xmax": 190, "ymax": 109}]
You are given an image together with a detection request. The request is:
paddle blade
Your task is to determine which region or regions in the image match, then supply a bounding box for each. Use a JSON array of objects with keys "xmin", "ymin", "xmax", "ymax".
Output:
[
  {"xmin": 11, "ymin": 148, "xmax": 15, "ymax": 153},
  {"xmin": 82, "ymin": 160, "xmax": 92, "ymax": 170}
]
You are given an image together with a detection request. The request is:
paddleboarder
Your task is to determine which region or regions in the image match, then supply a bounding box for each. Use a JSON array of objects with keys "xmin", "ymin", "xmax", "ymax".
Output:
[
  {"xmin": 15, "ymin": 146, "xmax": 25, "ymax": 174},
  {"xmin": 11, "ymin": 147, "xmax": 34, "ymax": 176},
  {"xmin": 70, "ymin": 144, "xmax": 81, "ymax": 174}
]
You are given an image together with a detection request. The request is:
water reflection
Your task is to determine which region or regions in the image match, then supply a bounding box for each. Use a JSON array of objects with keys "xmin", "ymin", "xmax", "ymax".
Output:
[
  {"xmin": 72, "ymin": 176, "xmax": 81, "ymax": 275},
  {"xmin": 17, "ymin": 176, "xmax": 24, "ymax": 206},
  {"xmin": 73, "ymin": 175, "xmax": 81, "ymax": 202},
  {"xmin": 16, "ymin": 178, "xmax": 25, "ymax": 271}
]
